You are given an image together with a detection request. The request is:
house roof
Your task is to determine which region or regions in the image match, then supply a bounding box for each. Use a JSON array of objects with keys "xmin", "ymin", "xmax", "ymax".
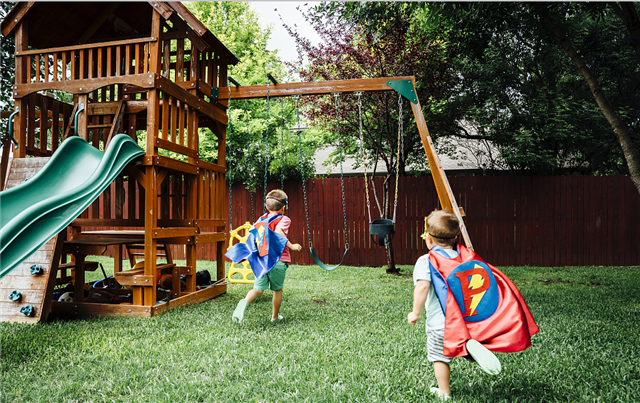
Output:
[
  {"xmin": 313, "ymin": 145, "xmax": 482, "ymax": 177},
  {"xmin": 1, "ymin": 1, "xmax": 238, "ymax": 65}
]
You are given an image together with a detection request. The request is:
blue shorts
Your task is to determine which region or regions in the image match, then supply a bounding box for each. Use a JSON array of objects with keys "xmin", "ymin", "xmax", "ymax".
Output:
[{"xmin": 253, "ymin": 261, "xmax": 288, "ymax": 291}]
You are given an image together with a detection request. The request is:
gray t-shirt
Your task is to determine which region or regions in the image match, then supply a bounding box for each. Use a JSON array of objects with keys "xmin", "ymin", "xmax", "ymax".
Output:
[{"xmin": 412, "ymin": 248, "xmax": 459, "ymax": 331}]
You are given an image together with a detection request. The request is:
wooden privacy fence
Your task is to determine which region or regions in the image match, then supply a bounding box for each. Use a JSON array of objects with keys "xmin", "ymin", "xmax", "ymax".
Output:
[{"xmin": 98, "ymin": 174, "xmax": 639, "ymax": 267}]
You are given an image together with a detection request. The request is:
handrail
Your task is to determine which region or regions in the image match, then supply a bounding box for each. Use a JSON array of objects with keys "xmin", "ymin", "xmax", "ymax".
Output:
[
  {"xmin": 5, "ymin": 107, "xmax": 19, "ymax": 149},
  {"xmin": 14, "ymin": 36, "xmax": 157, "ymax": 57},
  {"xmin": 74, "ymin": 103, "xmax": 85, "ymax": 137}
]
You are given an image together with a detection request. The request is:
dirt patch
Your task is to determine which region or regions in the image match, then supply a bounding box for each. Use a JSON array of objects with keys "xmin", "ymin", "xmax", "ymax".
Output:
[{"xmin": 313, "ymin": 298, "xmax": 328, "ymax": 306}]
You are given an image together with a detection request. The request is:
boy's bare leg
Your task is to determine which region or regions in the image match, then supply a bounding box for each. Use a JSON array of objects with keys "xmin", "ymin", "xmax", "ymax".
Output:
[
  {"xmin": 245, "ymin": 289, "xmax": 264, "ymax": 303},
  {"xmin": 434, "ymin": 361, "xmax": 451, "ymax": 397},
  {"xmin": 272, "ymin": 289, "xmax": 283, "ymax": 319}
]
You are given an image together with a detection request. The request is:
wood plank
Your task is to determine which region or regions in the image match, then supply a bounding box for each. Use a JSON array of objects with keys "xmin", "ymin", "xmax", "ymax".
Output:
[
  {"xmin": 218, "ymin": 76, "xmax": 409, "ymax": 100},
  {"xmin": 105, "ymin": 99, "xmax": 126, "ymax": 147},
  {"xmin": 16, "ymin": 37, "xmax": 158, "ymax": 57},
  {"xmin": 13, "ymin": 73, "xmax": 156, "ymax": 98},
  {"xmin": 139, "ymin": 155, "xmax": 198, "ymax": 175},
  {"xmin": 157, "ymin": 76, "xmax": 227, "ymax": 125}
]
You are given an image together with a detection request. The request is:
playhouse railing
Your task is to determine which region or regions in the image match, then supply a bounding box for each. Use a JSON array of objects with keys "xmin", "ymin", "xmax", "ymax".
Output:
[{"xmin": 15, "ymin": 37, "xmax": 155, "ymax": 84}]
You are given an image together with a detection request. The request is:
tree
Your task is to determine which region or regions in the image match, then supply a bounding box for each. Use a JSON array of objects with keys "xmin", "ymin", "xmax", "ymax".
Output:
[
  {"xmin": 282, "ymin": 5, "xmax": 459, "ymax": 273},
  {"xmin": 184, "ymin": 1, "xmax": 318, "ymax": 193},
  {"xmin": 324, "ymin": 2, "xmax": 640, "ymax": 194},
  {"xmin": 0, "ymin": 2, "xmax": 16, "ymax": 111}
]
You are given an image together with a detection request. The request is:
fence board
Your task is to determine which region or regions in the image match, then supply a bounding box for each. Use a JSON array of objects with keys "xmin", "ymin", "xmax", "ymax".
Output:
[{"xmin": 85, "ymin": 174, "xmax": 639, "ymax": 267}]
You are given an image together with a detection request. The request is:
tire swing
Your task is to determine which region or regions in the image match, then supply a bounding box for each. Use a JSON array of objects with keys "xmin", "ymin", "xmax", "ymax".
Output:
[
  {"xmin": 295, "ymin": 94, "xmax": 349, "ymax": 271},
  {"xmin": 356, "ymin": 91, "xmax": 404, "ymax": 247}
]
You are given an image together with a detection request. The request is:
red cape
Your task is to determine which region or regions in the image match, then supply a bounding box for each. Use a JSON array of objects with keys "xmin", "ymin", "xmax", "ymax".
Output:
[{"xmin": 429, "ymin": 244, "xmax": 539, "ymax": 357}]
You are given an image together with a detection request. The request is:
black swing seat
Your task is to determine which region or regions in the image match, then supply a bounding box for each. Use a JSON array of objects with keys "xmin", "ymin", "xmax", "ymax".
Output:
[{"xmin": 370, "ymin": 219, "xmax": 395, "ymax": 246}]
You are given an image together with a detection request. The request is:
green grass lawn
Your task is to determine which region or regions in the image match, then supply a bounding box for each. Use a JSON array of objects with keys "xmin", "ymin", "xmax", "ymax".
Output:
[{"xmin": 2, "ymin": 260, "xmax": 639, "ymax": 402}]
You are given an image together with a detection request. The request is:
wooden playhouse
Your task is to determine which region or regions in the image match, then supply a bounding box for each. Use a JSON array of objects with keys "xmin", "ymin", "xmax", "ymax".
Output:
[
  {"xmin": 1, "ymin": 1, "xmax": 236, "ymax": 322},
  {"xmin": 0, "ymin": 2, "xmax": 471, "ymax": 324}
]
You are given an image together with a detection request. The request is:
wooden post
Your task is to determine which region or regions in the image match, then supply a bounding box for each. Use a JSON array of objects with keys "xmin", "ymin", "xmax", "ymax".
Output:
[
  {"xmin": 143, "ymin": 166, "xmax": 157, "ymax": 306},
  {"xmin": 409, "ymin": 78, "xmax": 473, "ymax": 249},
  {"xmin": 14, "ymin": 22, "xmax": 28, "ymax": 158},
  {"xmin": 77, "ymin": 94, "xmax": 88, "ymax": 140}
]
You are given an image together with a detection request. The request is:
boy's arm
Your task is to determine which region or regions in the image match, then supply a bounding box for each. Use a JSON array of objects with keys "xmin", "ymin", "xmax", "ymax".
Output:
[
  {"xmin": 275, "ymin": 228, "xmax": 302, "ymax": 252},
  {"xmin": 407, "ymin": 280, "xmax": 430, "ymax": 325}
]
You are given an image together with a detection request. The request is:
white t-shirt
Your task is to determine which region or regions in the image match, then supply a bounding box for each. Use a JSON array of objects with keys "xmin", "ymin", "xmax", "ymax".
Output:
[{"xmin": 412, "ymin": 248, "xmax": 459, "ymax": 331}]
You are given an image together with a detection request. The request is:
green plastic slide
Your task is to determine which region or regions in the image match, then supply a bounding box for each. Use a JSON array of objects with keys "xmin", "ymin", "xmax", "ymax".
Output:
[{"xmin": 0, "ymin": 134, "xmax": 145, "ymax": 278}]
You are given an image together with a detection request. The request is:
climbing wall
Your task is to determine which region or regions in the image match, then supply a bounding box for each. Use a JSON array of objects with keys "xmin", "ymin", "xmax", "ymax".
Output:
[{"xmin": 0, "ymin": 157, "xmax": 62, "ymax": 323}]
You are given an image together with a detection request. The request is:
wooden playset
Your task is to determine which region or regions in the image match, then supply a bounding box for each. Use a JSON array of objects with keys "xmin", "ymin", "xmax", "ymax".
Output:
[{"xmin": 0, "ymin": 1, "xmax": 469, "ymax": 323}]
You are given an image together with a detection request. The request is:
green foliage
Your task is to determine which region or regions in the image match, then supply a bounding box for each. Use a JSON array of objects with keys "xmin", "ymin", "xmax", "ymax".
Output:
[
  {"xmin": 2, "ymin": 258, "xmax": 639, "ymax": 402},
  {"xmin": 0, "ymin": 2, "xmax": 17, "ymax": 111},
  {"xmin": 184, "ymin": 2, "xmax": 317, "ymax": 187},
  {"xmin": 322, "ymin": 2, "xmax": 640, "ymax": 175}
]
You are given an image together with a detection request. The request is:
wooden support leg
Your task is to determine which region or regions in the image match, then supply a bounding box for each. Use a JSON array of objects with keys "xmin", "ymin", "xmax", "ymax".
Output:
[
  {"xmin": 73, "ymin": 255, "xmax": 85, "ymax": 302},
  {"xmin": 216, "ymin": 240, "xmax": 224, "ymax": 282},
  {"xmin": 133, "ymin": 287, "xmax": 143, "ymax": 306}
]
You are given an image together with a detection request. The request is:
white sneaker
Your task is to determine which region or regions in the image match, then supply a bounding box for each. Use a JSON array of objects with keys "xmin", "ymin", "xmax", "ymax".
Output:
[
  {"xmin": 430, "ymin": 387, "xmax": 451, "ymax": 400},
  {"xmin": 232, "ymin": 299, "xmax": 247, "ymax": 324},
  {"xmin": 466, "ymin": 339, "xmax": 502, "ymax": 375},
  {"xmin": 271, "ymin": 314, "xmax": 284, "ymax": 322}
]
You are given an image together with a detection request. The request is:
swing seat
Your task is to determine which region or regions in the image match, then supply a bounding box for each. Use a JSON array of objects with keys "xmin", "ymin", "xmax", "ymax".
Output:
[{"xmin": 370, "ymin": 219, "xmax": 395, "ymax": 246}]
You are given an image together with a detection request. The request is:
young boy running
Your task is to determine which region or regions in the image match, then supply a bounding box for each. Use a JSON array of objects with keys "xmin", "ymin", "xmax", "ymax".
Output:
[
  {"xmin": 232, "ymin": 189, "xmax": 302, "ymax": 324},
  {"xmin": 408, "ymin": 210, "xmax": 502, "ymax": 400}
]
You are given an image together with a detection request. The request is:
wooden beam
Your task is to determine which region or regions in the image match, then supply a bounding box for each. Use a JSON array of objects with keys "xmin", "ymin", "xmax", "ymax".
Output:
[
  {"xmin": 15, "ymin": 37, "xmax": 157, "ymax": 57},
  {"xmin": 147, "ymin": 1, "xmax": 173, "ymax": 20},
  {"xmin": 13, "ymin": 73, "xmax": 156, "ymax": 99},
  {"xmin": 140, "ymin": 154, "xmax": 198, "ymax": 175},
  {"xmin": 167, "ymin": 2, "xmax": 207, "ymax": 37},
  {"xmin": 167, "ymin": 12, "xmax": 208, "ymax": 52},
  {"xmin": 156, "ymin": 76, "xmax": 227, "ymax": 125},
  {"xmin": 0, "ymin": 2, "xmax": 35, "ymax": 37},
  {"xmin": 105, "ymin": 99, "xmax": 126, "ymax": 148},
  {"xmin": 153, "ymin": 227, "xmax": 199, "ymax": 239},
  {"xmin": 217, "ymin": 76, "xmax": 411, "ymax": 100},
  {"xmin": 408, "ymin": 77, "xmax": 473, "ymax": 249}
]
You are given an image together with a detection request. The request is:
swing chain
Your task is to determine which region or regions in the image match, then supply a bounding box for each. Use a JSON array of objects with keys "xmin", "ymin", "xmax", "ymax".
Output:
[
  {"xmin": 227, "ymin": 81, "xmax": 233, "ymax": 228},
  {"xmin": 250, "ymin": 188, "xmax": 255, "ymax": 223},
  {"xmin": 393, "ymin": 93, "xmax": 403, "ymax": 223},
  {"xmin": 355, "ymin": 91, "xmax": 372, "ymax": 224},
  {"xmin": 280, "ymin": 98, "xmax": 286, "ymax": 189},
  {"xmin": 334, "ymin": 93, "xmax": 349, "ymax": 250},
  {"xmin": 264, "ymin": 75, "xmax": 270, "ymax": 213},
  {"xmin": 294, "ymin": 96, "xmax": 313, "ymax": 248}
]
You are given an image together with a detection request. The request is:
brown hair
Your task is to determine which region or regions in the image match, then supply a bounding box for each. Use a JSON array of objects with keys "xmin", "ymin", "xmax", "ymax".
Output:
[
  {"xmin": 425, "ymin": 209, "xmax": 460, "ymax": 247},
  {"xmin": 265, "ymin": 189, "xmax": 288, "ymax": 212}
]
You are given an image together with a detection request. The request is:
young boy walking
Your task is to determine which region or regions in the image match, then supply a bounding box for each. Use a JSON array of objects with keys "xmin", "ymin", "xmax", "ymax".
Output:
[
  {"xmin": 408, "ymin": 210, "xmax": 502, "ymax": 400},
  {"xmin": 232, "ymin": 189, "xmax": 302, "ymax": 324}
]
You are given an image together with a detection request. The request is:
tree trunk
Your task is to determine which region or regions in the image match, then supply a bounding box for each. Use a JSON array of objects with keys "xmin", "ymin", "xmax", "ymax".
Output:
[
  {"xmin": 545, "ymin": 13, "xmax": 640, "ymax": 196},
  {"xmin": 382, "ymin": 173, "xmax": 399, "ymax": 274}
]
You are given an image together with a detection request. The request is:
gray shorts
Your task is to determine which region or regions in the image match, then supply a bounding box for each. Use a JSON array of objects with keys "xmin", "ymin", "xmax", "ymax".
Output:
[{"xmin": 427, "ymin": 328, "xmax": 452, "ymax": 363}]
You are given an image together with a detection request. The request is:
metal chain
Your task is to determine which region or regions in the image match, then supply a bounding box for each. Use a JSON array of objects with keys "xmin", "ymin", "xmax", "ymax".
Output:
[
  {"xmin": 263, "ymin": 75, "xmax": 270, "ymax": 214},
  {"xmin": 393, "ymin": 94, "xmax": 403, "ymax": 223},
  {"xmin": 250, "ymin": 188, "xmax": 255, "ymax": 223},
  {"xmin": 227, "ymin": 81, "xmax": 233, "ymax": 228},
  {"xmin": 279, "ymin": 98, "xmax": 285, "ymax": 189},
  {"xmin": 334, "ymin": 93, "xmax": 349, "ymax": 249},
  {"xmin": 355, "ymin": 91, "xmax": 371, "ymax": 223},
  {"xmin": 294, "ymin": 96, "xmax": 313, "ymax": 248}
]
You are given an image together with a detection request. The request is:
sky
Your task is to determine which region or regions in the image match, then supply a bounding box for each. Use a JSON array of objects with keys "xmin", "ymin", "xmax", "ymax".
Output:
[{"xmin": 249, "ymin": 2, "xmax": 322, "ymax": 63}]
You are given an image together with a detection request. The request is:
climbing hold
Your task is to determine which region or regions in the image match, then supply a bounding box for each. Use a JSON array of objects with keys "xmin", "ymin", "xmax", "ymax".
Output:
[
  {"xmin": 8, "ymin": 290, "xmax": 22, "ymax": 302},
  {"xmin": 20, "ymin": 305, "xmax": 35, "ymax": 317},
  {"xmin": 30, "ymin": 264, "xmax": 44, "ymax": 275}
]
